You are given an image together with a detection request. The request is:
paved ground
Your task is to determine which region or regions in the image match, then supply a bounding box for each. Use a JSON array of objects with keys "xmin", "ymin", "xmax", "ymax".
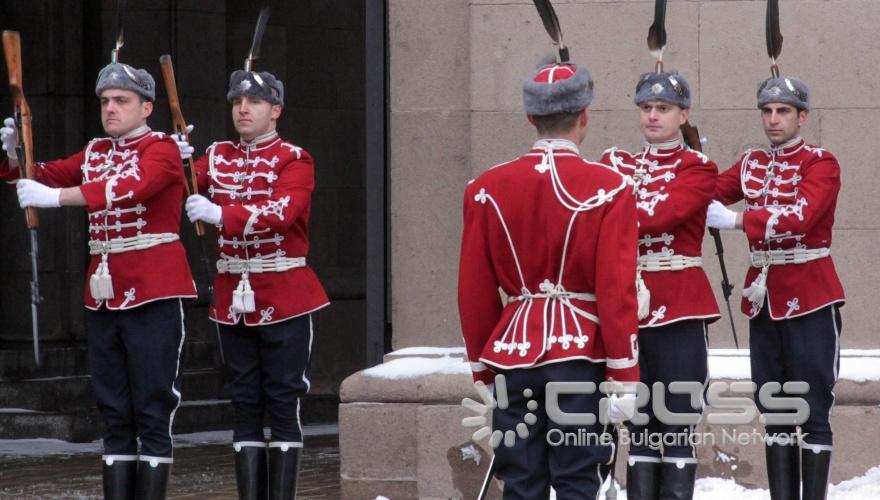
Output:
[{"xmin": 0, "ymin": 434, "xmax": 340, "ymax": 499}]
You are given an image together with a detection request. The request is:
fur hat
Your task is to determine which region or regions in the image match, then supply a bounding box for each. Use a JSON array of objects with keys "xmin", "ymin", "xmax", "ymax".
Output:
[
  {"xmin": 523, "ymin": 60, "xmax": 594, "ymax": 116},
  {"xmin": 95, "ymin": 63, "xmax": 156, "ymax": 102},
  {"xmin": 757, "ymin": 76, "xmax": 809, "ymax": 111},
  {"xmin": 226, "ymin": 70, "xmax": 284, "ymax": 106},
  {"xmin": 633, "ymin": 72, "xmax": 691, "ymax": 109}
]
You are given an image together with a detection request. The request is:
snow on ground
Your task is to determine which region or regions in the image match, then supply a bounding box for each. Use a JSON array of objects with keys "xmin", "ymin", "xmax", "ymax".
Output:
[
  {"xmin": 0, "ymin": 424, "xmax": 339, "ymax": 458},
  {"xmin": 708, "ymin": 349, "xmax": 880, "ymax": 382},
  {"xmin": 542, "ymin": 466, "xmax": 880, "ymax": 499},
  {"xmin": 361, "ymin": 355, "xmax": 470, "ymax": 379},
  {"xmin": 389, "ymin": 346, "xmax": 466, "ymax": 357}
]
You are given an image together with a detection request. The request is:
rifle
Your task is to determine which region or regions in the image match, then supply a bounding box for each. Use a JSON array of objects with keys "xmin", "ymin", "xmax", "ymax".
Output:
[
  {"xmin": 3, "ymin": 31, "xmax": 41, "ymax": 366},
  {"xmin": 681, "ymin": 123, "xmax": 739, "ymax": 348},
  {"xmin": 159, "ymin": 54, "xmax": 225, "ymax": 365}
]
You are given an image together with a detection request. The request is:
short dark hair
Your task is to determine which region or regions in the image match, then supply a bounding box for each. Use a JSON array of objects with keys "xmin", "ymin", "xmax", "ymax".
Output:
[
  {"xmin": 530, "ymin": 110, "xmax": 582, "ymax": 135},
  {"xmin": 760, "ymin": 102, "xmax": 807, "ymax": 114}
]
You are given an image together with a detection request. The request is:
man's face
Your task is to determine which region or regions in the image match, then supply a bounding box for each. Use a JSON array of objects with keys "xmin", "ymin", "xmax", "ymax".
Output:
[
  {"xmin": 232, "ymin": 95, "xmax": 282, "ymax": 141},
  {"xmin": 761, "ymin": 103, "xmax": 807, "ymax": 145},
  {"xmin": 639, "ymin": 101, "xmax": 688, "ymax": 144},
  {"xmin": 100, "ymin": 89, "xmax": 152, "ymax": 137}
]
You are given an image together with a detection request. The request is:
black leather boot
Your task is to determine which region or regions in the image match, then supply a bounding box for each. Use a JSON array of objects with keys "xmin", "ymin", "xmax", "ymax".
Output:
[
  {"xmin": 801, "ymin": 446, "xmax": 832, "ymax": 500},
  {"xmin": 268, "ymin": 443, "xmax": 301, "ymax": 500},
  {"xmin": 658, "ymin": 459, "xmax": 697, "ymax": 500},
  {"xmin": 766, "ymin": 443, "xmax": 800, "ymax": 500},
  {"xmin": 102, "ymin": 455, "xmax": 137, "ymax": 500},
  {"xmin": 234, "ymin": 442, "xmax": 268, "ymax": 500},
  {"xmin": 626, "ymin": 458, "xmax": 661, "ymax": 500},
  {"xmin": 134, "ymin": 457, "xmax": 171, "ymax": 500}
]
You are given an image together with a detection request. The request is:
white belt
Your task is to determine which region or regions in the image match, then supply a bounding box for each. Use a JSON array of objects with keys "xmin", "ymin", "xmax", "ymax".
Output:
[
  {"xmin": 508, "ymin": 280, "xmax": 596, "ymax": 303},
  {"xmin": 638, "ymin": 254, "xmax": 703, "ymax": 272},
  {"xmin": 88, "ymin": 233, "xmax": 179, "ymax": 255},
  {"xmin": 495, "ymin": 279, "xmax": 598, "ymax": 358},
  {"xmin": 217, "ymin": 256, "xmax": 307, "ymax": 274},
  {"xmin": 743, "ymin": 247, "xmax": 831, "ymax": 311},
  {"xmin": 749, "ymin": 247, "xmax": 830, "ymax": 268}
]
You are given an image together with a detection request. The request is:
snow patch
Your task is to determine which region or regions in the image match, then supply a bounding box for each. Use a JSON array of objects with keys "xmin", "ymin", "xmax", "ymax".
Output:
[
  {"xmin": 708, "ymin": 349, "xmax": 880, "ymax": 382},
  {"xmin": 460, "ymin": 444, "xmax": 481, "ymax": 466},
  {"xmin": 390, "ymin": 347, "xmax": 466, "ymax": 357},
  {"xmin": 829, "ymin": 465, "xmax": 880, "ymax": 499},
  {"xmin": 562, "ymin": 467, "xmax": 880, "ymax": 499},
  {"xmin": 362, "ymin": 355, "xmax": 470, "ymax": 379}
]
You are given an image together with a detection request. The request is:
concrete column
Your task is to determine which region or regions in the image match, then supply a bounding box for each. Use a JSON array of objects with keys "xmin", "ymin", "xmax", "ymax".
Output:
[{"xmin": 389, "ymin": 0, "xmax": 473, "ymax": 349}]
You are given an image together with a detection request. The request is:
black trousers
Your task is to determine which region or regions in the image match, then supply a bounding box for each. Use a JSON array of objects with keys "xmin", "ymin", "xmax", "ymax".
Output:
[
  {"xmin": 220, "ymin": 314, "xmax": 313, "ymax": 444},
  {"xmin": 626, "ymin": 319, "xmax": 708, "ymax": 463},
  {"xmin": 87, "ymin": 299, "xmax": 186, "ymax": 459},
  {"xmin": 750, "ymin": 304, "xmax": 841, "ymax": 447},
  {"xmin": 493, "ymin": 361, "xmax": 614, "ymax": 500}
]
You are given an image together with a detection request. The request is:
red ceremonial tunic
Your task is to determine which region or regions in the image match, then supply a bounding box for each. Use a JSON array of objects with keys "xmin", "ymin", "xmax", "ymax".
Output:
[
  {"xmin": 2, "ymin": 126, "xmax": 197, "ymax": 309},
  {"xmin": 458, "ymin": 139, "xmax": 641, "ymax": 385},
  {"xmin": 715, "ymin": 136, "xmax": 844, "ymax": 319},
  {"xmin": 601, "ymin": 140, "xmax": 721, "ymax": 328},
  {"xmin": 193, "ymin": 131, "xmax": 329, "ymax": 326}
]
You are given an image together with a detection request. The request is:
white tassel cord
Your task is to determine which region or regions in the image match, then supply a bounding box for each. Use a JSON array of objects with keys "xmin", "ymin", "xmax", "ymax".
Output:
[
  {"xmin": 636, "ymin": 274, "xmax": 651, "ymax": 321},
  {"xmin": 743, "ymin": 265, "xmax": 769, "ymax": 306},
  {"xmin": 231, "ymin": 273, "xmax": 256, "ymax": 314},
  {"xmin": 89, "ymin": 254, "xmax": 115, "ymax": 300}
]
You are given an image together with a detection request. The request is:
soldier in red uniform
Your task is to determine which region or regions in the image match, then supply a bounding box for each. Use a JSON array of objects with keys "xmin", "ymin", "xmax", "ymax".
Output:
[
  {"xmin": 600, "ymin": 71, "xmax": 719, "ymax": 499},
  {"xmin": 177, "ymin": 67, "xmax": 328, "ymax": 500},
  {"xmin": 708, "ymin": 76, "xmax": 844, "ymax": 500},
  {"xmin": 458, "ymin": 58, "xmax": 640, "ymax": 498},
  {"xmin": 1, "ymin": 62, "xmax": 197, "ymax": 499}
]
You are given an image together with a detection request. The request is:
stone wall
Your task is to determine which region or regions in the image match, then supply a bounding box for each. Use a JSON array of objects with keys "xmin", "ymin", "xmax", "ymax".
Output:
[{"xmin": 390, "ymin": 0, "xmax": 880, "ymax": 350}]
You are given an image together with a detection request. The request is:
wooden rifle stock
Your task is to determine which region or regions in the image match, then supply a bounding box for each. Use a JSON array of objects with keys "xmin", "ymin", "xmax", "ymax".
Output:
[
  {"xmin": 2, "ymin": 31, "xmax": 38, "ymax": 229},
  {"xmin": 159, "ymin": 54, "xmax": 204, "ymax": 237}
]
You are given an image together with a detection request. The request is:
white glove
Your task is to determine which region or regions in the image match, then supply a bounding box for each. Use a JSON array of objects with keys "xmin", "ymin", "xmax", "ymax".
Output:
[
  {"xmin": 17, "ymin": 179, "xmax": 60, "ymax": 208},
  {"xmin": 606, "ymin": 393, "xmax": 637, "ymax": 424},
  {"xmin": 1, "ymin": 117, "xmax": 18, "ymax": 160},
  {"xmin": 706, "ymin": 200, "xmax": 738, "ymax": 230},
  {"xmin": 185, "ymin": 194, "xmax": 222, "ymax": 225},
  {"xmin": 170, "ymin": 124, "xmax": 194, "ymax": 160}
]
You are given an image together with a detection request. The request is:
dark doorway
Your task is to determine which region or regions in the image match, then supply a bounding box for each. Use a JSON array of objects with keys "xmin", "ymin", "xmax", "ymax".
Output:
[{"xmin": 0, "ymin": 0, "xmax": 377, "ymax": 440}]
